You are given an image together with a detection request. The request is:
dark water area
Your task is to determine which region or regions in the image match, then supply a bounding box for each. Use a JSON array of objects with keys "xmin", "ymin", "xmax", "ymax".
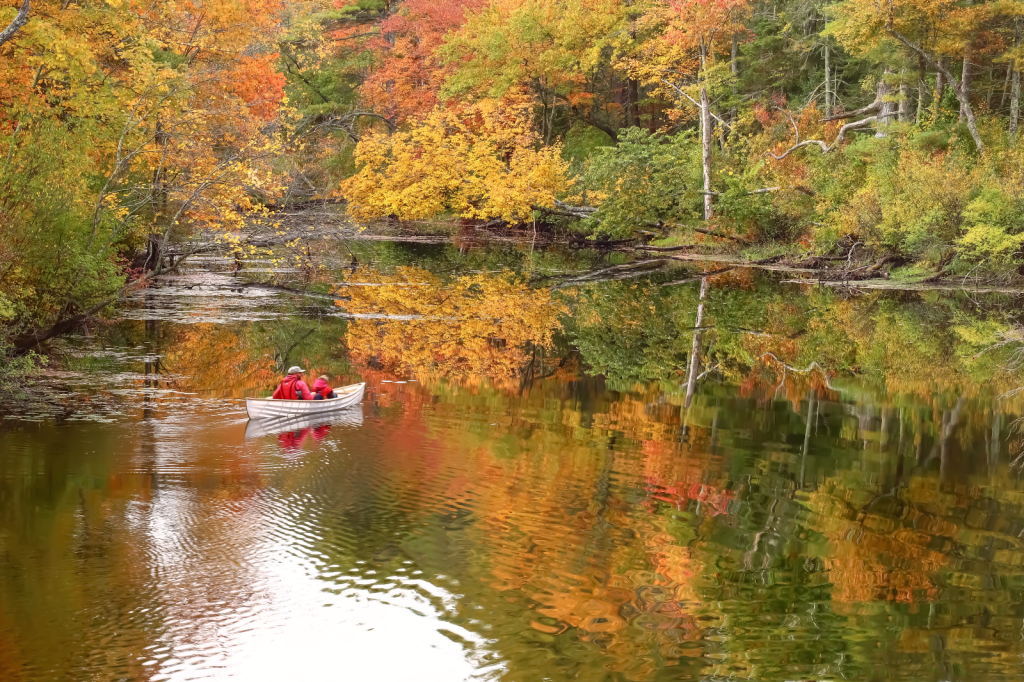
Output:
[{"xmin": 4, "ymin": 239, "xmax": 1024, "ymax": 681}]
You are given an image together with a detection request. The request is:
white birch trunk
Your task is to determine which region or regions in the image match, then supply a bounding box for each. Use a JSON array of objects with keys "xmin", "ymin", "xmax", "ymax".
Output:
[
  {"xmin": 1011, "ymin": 68, "xmax": 1020, "ymax": 139},
  {"xmin": 935, "ymin": 59, "xmax": 946, "ymax": 118},
  {"xmin": 700, "ymin": 85, "xmax": 713, "ymax": 220},
  {"xmin": 875, "ymin": 70, "xmax": 895, "ymax": 137},
  {"xmin": 959, "ymin": 52, "xmax": 971, "ymax": 123},
  {"xmin": 917, "ymin": 77, "xmax": 926, "ymax": 123}
]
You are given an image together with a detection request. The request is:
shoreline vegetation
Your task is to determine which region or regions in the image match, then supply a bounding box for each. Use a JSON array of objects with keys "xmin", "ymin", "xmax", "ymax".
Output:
[{"xmin": 4, "ymin": 0, "xmax": 1024, "ymax": 361}]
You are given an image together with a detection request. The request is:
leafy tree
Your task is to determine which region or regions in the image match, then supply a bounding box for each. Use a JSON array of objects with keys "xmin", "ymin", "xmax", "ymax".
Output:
[
  {"xmin": 576, "ymin": 128, "xmax": 703, "ymax": 236},
  {"xmin": 341, "ymin": 93, "xmax": 569, "ymax": 222}
]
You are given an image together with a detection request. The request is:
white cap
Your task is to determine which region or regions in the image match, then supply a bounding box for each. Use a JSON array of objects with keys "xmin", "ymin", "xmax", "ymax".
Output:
[{"xmin": 287, "ymin": 366, "xmax": 305, "ymax": 374}]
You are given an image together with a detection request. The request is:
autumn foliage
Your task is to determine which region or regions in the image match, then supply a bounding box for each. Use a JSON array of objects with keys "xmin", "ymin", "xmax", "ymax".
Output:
[
  {"xmin": 341, "ymin": 94, "xmax": 569, "ymax": 222},
  {"xmin": 336, "ymin": 266, "xmax": 564, "ymax": 386}
]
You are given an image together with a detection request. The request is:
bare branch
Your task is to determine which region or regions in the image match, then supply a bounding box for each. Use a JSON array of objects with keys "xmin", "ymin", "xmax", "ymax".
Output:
[
  {"xmin": 306, "ymin": 110, "xmax": 396, "ymax": 142},
  {"xmin": 699, "ymin": 187, "xmax": 781, "ymax": 196},
  {"xmin": 820, "ymin": 100, "xmax": 881, "ymax": 122},
  {"xmin": 767, "ymin": 115, "xmax": 877, "ymax": 160},
  {"xmin": 0, "ymin": 0, "xmax": 29, "ymax": 48},
  {"xmin": 660, "ymin": 79, "xmax": 733, "ymax": 130}
]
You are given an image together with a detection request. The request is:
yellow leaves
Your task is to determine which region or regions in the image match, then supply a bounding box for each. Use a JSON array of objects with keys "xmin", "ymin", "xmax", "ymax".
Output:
[{"xmin": 341, "ymin": 94, "xmax": 569, "ymax": 223}]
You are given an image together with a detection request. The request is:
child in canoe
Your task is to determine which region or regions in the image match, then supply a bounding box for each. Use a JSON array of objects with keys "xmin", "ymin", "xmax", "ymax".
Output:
[{"xmin": 313, "ymin": 375, "xmax": 337, "ymax": 400}]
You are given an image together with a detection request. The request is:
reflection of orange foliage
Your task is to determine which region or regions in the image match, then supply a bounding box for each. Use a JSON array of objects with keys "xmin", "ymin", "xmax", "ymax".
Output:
[
  {"xmin": 337, "ymin": 267, "xmax": 564, "ymax": 389},
  {"xmin": 807, "ymin": 479, "xmax": 950, "ymax": 606},
  {"xmin": 161, "ymin": 324, "xmax": 276, "ymax": 396}
]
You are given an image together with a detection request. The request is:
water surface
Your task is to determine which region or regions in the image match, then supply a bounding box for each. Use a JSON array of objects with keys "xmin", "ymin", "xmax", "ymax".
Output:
[{"xmin": 3, "ymin": 239, "xmax": 1024, "ymax": 681}]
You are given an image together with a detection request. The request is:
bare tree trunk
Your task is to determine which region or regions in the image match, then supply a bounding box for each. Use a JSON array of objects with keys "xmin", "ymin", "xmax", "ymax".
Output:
[
  {"xmin": 824, "ymin": 44, "xmax": 832, "ymax": 116},
  {"xmin": 876, "ymin": 69, "xmax": 895, "ymax": 137},
  {"xmin": 0, "ymin": 0, "xmax": 29, "ymax": 47},
  {"xmin": 1001, "ymin": 60, "xmax": 1014, "ymax": 111},
  {"xmin": 1012, "ymin": 67, "xmax": 1020, "ymax": 139},
  {"xmin": 898, "ymin": 70, "xmax": 910, "ymax": 121},
  {"xmin": 627, "ymin": 78, "xmax": 640, "ymax": 128},
  {"xmin": 732, "ymin": 34, "xmax": 739, "ymax": 76},
  {"xmin": 934, "ymin": 58, "xmax": 946, "ymax": 117},
  {"xmin": 1013, "ymin": 20, "xmax": 1022, "ymax": 140},
  {"xmin": 959, "ymin": 51, "xmax": 972, "ymax": 123},
  {"xmin": 917, "ymin": 77, "xmax": 926, "ymax": 123},
  {"xmin": 730, "ymin": 33, "xmax": 739, "ymax": 122},
  {"xmin": 700, "ymin": 85, "xmax": 713, "ymax": 220},
  {"xmin": 685, "ymin": 277, "xmax": 710, "ymax": 408}
]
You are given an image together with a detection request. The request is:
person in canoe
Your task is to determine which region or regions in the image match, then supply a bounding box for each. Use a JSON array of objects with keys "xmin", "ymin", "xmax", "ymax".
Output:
[
  {"xmin": 312, "ymin": 375, "xmax": 338, "ymax": 400},
  {"xmin": 272, "ymin": 366, "xmax": 315, "ymax": 400}
]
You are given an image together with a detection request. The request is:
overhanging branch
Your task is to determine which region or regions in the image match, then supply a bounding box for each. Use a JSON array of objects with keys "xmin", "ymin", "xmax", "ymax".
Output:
[
  {"xmin": 767, "ymin": 115, "xmax": 877, "ymax": 160},
  {"xmin": 0, "ymin": 0, "xmax": 30, "ymax": 47}
]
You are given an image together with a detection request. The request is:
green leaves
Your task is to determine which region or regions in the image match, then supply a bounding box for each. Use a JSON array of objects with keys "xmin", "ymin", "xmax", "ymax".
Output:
[{"xmin": 575, "ymin": 128, "xmax": 702, "ymax": 237}]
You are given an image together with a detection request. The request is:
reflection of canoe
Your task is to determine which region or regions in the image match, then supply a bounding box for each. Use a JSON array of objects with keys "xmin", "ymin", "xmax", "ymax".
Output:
[
  {"xmin": 245, "ymin": 382, "xmax": 366, "ymax": 419},
  {"xmin": 244, "ymin": 408, "xmax": 364, "ymax": 439}
]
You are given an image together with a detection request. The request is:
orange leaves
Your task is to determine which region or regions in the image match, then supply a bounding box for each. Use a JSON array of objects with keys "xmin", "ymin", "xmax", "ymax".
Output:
[
  {"xmin": 358, "ymin": 0, "xmax": 487, "ymax": 124},
  {"xmin": 229, "ymin": 55, "xmax": 287, "ymax": 121},
  {"xmin": 629, "ymin": 0, "xmax": 753, "ymax": 112}
]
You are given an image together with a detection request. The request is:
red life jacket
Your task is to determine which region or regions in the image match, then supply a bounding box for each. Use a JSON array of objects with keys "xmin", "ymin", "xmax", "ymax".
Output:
[{"xmin": 273, "ymin": 375, "xmax": 300, "ymax": 400}]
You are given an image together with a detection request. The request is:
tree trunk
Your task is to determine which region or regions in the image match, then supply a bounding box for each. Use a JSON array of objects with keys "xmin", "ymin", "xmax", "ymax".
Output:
[
  {"xmin": 1001, "ymin": 60, "xmax": 1014, "ymax": 111},
  {"xmin": 898, "ymin": 70, "xmax": 909, "ymax": 122},
  {"xmin": 875, "ymin": 69, "xmax": 895, "ymax": 137},
  {"xmin": 824, "ymin": 44, "xmax": 832, "ymax": 116},
  {"xmin": 934, "ymin": 58, "xmax": 946, "ymax": 117},
  {"xmin": 959, "ymin": 52, "xmax": 971, "ymax": 123},
  {"xmin": 917, "ymin": 77, "xmax": 926, "ymax": 123},
  {"xmin": 1013, "ymin": 20, "xmax": 1021, "ymax": 140},
  {"xmin": 627, "ymin": 78, "xmax": 640, "ymax": 128},
  {"xmin": 700, "ymin": 85, "xmax": 713, "ymax": 220},
  {"xmin": 0, "ymin": 0, "xmax": 29, "ymax": 47},
  {"xmin": 685, "ymin": 277, "xmax": 709, "ymax": 408},
  {"xmin": 1011, "ymin": 67, "xmax": 1020, "ymax": 139},
  {"xmin": 730, "ymin": 33, "xmax": 739, "ymax": 122}
]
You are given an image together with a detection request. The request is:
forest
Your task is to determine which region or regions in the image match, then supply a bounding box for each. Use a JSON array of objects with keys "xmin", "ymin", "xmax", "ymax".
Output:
[
  {"xmin": 2, "ymin": 0, "xmax": 1024, "ymax": 354},
  {"xmin": 6, "ymin": 3, "xmax": 1024, "ymax": 674}
]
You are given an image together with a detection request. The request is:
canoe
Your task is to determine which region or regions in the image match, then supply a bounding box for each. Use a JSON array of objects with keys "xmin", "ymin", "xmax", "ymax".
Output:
[
  {"xmin": 245, "ymin": 382, "xmax": 366, "ymax": 419},
  {"xmin": 244, "ymin": 408, "xmax": 364, "ymax": 439}
]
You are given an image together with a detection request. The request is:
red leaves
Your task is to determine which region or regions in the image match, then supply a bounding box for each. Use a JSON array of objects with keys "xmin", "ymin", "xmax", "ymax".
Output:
[{"xmin": 357, "ymin": 0, "xmax": 486, "ymax": 124}]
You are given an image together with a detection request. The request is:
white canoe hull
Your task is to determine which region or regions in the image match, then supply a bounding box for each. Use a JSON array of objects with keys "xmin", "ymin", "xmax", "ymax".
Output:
[
  {"xmin": 244, "ymin": 408, "xmax": 364, "ymax": 439},
  {"xmin": 245, "ymin": 382, "xmax": 366, "ymax": 419}
]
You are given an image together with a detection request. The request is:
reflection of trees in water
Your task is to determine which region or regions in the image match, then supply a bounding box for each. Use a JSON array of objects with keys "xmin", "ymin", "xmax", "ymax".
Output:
[
  {"xmin": 41, "ymin": 254, "xmax": 1024, "ymax": 680},
  {"xmin": 356, "ymin": 362, "xmax": 1024, "ymax": 680},
  {"xmin": 150, "ymin": 316, "xmax": 349, "ymax": 398},
  {"xmin": 336, "ymin": 266, "xmax": 565, "ymax": 389}
]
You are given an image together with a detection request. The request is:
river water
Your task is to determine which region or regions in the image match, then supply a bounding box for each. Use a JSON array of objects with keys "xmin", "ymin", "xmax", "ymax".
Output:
[{"xmin": 3, "ymin": 238, "xmax": 1024, "ymax": 681}]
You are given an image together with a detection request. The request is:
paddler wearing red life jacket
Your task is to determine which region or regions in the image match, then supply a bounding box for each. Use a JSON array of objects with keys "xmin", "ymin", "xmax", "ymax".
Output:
[{"xmin": 272, "ymin": 366, "xmax": 315, "ymax": 400}]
